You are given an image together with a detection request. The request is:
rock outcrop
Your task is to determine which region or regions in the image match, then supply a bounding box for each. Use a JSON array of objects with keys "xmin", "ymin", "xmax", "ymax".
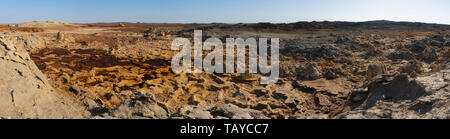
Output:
[
  {"xmin": 106, "ymin": 92, "xmax": 170, "ymax": 119},
  {"xmin": 174, "ymin": 104, "xmax": 268, "ymax": 119},
  {"xmin": 95, "ymin": 92, "xmax": 268, "ymax": 119},
  {"xmin": 337, "ymin": 62, "xmax": 449, "ymax": 119},
  {"xmin": 0, "ymin": 32, "xmax": 87, "ymax": 119}
]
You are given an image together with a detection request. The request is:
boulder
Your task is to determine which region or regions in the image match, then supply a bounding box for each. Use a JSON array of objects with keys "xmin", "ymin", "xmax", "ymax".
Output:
[
  {"xmin": 175, "ymin": 104, "xmax": 268, "ymax": 119},
  {"xmin": 56, "ymin": 32, "xmax": 65, "ymax": 41},
  {"xmin": 215, "ymin": 104, "xmax": 266, "ymax": 119},
  {"xmin": 389, "ymin": 48, "xmax": 414, "ymax": 60},
  {"xmin": 296, "ymin": 63, "xmax": 322, "ymax": 80},
  {"xmin": 108, "ymin": 92, "xmax": 170, "ymax": 119},
  {"xmin": 400, "ymin": 60, "xmax": 424, "ymax": 75},
  {"xmin": 408, "ymin": 41, "xmax": 428, "ymax": 53},
  {"xmin": 367, "ymin": 63, "xmax": 386, "ymax": 81},
  {"xmin": 420, "ymin": 47, "xmax": 438, "ymax": 61},
  {"xmin": 178, "ymin": 105, "xmax": 215, "ymax": 119}
]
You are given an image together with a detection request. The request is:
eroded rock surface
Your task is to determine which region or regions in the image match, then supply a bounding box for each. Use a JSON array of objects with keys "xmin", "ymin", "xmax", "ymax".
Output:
[
  {"xmin": 0, "ymin": 32, "xmax": 88, "ymax": 119},
  {"xmin": 1, "ymin": 21, "xmax": 448, "ymax": 119},
  {"xmin": 337, "ymin": 63, "xmax": 449, "ymax": 119},
  {"xmin": 30, "ymin": 47, "xmax": 173, "ymax": 109},
  {"xmin": 105, "ymin": 92, "xmax": 170, "ymax": 119}
]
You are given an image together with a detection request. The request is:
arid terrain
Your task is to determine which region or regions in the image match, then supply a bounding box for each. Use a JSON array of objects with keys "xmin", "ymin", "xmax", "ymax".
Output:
[{"xmin": 0, "ymin": 20, "xmax": 448, "ymax": 119}]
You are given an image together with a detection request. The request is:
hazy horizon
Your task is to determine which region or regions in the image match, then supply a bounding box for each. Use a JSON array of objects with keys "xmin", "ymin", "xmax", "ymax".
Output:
[
  {"xmin": 1, "ymin": 0, "xmax": 449, "ymax": 25},
  {"xmin": 6, "ymin": 20, "xmax": 450, "ymax": 26}
]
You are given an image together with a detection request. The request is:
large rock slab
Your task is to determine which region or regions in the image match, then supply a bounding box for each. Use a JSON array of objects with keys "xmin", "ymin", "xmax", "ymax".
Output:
[
  {"xmin": 0, "ymin": 32, "xmax": 87, "ymax": 119},
  {"xmin": 337, "ymin": 62, "xmax": 449, "ymax": 119}
]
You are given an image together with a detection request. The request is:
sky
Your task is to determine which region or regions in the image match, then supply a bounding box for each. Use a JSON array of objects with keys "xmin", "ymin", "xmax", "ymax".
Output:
[{"xmin": 0, "ymin": 0, "xmax": 449, "ymax": 24}]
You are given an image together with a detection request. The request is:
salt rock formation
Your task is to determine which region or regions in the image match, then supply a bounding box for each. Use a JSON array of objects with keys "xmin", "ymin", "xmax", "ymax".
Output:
[
  {"xmin": 95, "ymin": 91, "xmax": 268, "ymax": 119},
  {"xmin": 106, "ymin": 92, "xmax": 170, "ymax": 119},
  {"xmin": 337, "ymin": 62, "xmax": 449, "ymax": 119},
  {"xmin": 175, "ymin": 104, "xmax": 268, "ymax": 119},
  {"xmin": 0, "ymin": 32, "xmax": 87, "ymax": 119}
]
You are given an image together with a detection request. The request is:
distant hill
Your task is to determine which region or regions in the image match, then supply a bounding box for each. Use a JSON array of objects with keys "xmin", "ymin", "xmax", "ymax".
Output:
[
  {"xmin": 184, "ymin": 20, "xmax": 450, "ymax": 31},
  {"xmin": 19, "ymin": 21, "xmax": 76, "ymax": 27}
]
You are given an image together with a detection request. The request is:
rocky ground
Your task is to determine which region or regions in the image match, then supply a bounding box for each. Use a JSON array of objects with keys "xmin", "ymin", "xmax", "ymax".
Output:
[{"xmin": 0, "ymin": 21, "xmax": 448, "ymax": 119}]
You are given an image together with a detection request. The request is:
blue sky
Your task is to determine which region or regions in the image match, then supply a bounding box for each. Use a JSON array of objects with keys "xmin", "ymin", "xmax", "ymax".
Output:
[{"xmin": 0, "ymin": 0, "xmax": 449, "ymax": 24}]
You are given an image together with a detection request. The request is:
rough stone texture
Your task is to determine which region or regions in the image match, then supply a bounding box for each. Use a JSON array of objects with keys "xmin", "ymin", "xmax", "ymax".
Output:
[
  {"xmin": 367, "ymin": 63, "xmax": 385, "ymax": 81},
  {"xmin": 178, "ymin": 105, "xmax": 215, "ymax": 119},
  {"xmin": 216, "ymin": 104, "xmax": 268, "ymax": 119},
  {"xmin": 0, "ymin": 32, "xmax": 87, "ymax": 119},
  {"xmin": 296, "ymin": 63, "xmax": 322, "ymax": 80},
  {"xmin": 107, "ymin": 92, "xmax": 170, "ymax": 119},
  {"xmin": 174, "ymin": 104, "xmax": 268, "ymax": 119},
  {"xmin": 337, "ymin": 62, "xmax": 449, "ymax": 119},
  {"xmin": 56, "ymin": 32, "xmax": 65, "ymax": 41},
  {"xmin": 3, "ymin": 21, "xmax": 448, "ymax": 119},
  {"xmin": 400, "ymin": 60, "xmax": 425, "ymax": 75}
]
